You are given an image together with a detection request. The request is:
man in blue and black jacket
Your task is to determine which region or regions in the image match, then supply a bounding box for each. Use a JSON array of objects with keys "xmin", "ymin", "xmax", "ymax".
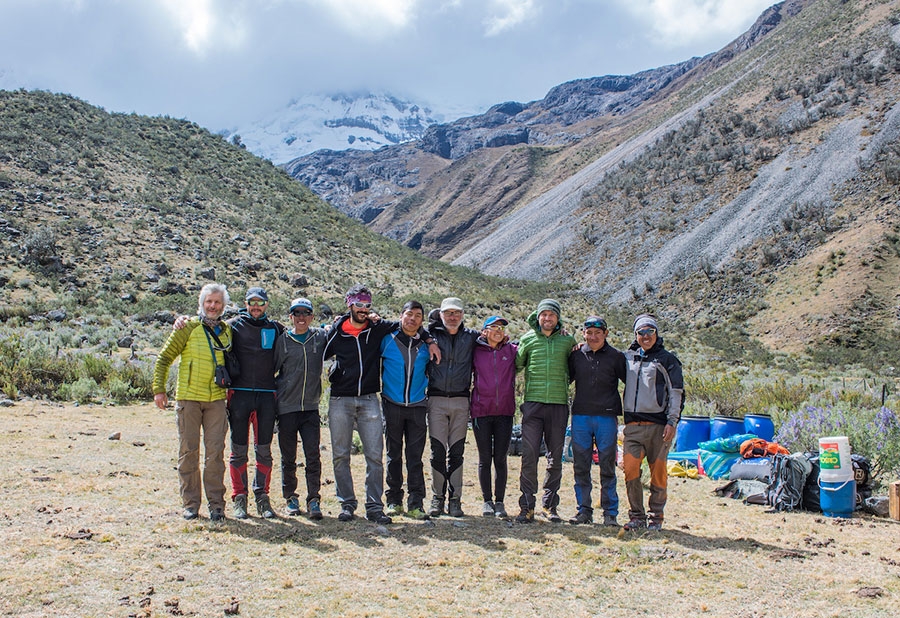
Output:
[{"xmin": 380, "ymin": 301, "xmax": 431, "ymax": 520}]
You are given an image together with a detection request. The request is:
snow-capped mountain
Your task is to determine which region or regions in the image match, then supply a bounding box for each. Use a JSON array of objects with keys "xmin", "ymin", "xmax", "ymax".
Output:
[{"xmin": 228, "ymin": 92, "xmax": 468, "ymax": 164}]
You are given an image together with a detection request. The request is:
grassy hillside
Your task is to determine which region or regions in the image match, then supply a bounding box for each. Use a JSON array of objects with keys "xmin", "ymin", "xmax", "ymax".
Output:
[{"xmin": 0, "ymin": 90, "xmax": 557, "ymax": 400}]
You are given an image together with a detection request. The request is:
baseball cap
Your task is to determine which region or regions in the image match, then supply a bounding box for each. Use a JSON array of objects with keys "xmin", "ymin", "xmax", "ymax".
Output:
[
  {"xmin": 483, "ymin": 316, "xmax": 509, "ymax": 329},
  {"xmin": 289, "ymin": 298, "xmax": 313, "ymax": 313},
  {"xmin": 440, "ymin": 297, "xmax": 464, "ymax": 312},
  {"xmin": 245, "ymin": 287, "xmax": 268, "ymax": 302}
]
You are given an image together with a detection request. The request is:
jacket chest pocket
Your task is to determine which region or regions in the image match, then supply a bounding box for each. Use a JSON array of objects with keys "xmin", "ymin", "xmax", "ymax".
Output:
[{"xmin": 260, "ymin": 328, "xmax": 276, "ymax": 349}]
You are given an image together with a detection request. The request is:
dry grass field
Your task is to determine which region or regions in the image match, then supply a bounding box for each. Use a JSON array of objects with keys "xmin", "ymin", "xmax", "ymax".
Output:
[{"xmin": 2, "ymin": 400, "xmax": 898, "ymax": 618}]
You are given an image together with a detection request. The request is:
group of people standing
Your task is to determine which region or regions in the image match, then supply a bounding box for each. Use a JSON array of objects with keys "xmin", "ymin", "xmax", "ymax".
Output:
[{"xmin": 152, "ymin": 283, "xmax": 684, "ymax": 531}]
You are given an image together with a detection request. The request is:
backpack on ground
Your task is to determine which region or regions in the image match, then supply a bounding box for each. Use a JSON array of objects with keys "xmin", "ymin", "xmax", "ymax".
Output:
[{"xmin": 767, "ymin": 453, "xmax": 812, "ymax": 512}]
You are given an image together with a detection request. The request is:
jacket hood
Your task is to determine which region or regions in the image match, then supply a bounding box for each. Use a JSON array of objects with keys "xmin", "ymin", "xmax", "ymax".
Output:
[{"xmin": 526, "ymin": 310, "xmax": 563, "ymax": 335}]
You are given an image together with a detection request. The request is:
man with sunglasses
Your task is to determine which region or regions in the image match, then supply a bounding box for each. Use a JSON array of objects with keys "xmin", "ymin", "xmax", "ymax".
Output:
[
  {"xmin": 226, "ymin": 287, "xmax": 284, "ymax": 520},
  {"xmin": 323, "ymin": 284, "xmax": 439, "ymax": 525},
  {"xmin": 273, "ymin": 298, "xmax": 327, "ymax": 520},
  {"xmin": 567, "ymin": 316, "xmax": 626, "ymax": 526},
  {"xmin": 622, "ymin": 314, "xmax": 684, "ymax": 531}
]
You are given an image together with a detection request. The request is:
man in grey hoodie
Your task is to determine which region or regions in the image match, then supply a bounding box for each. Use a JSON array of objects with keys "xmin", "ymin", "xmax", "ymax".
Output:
[
  {"xmin": 621, "ymin": 314, "xmax": 684, "ymax": 531},
  {"xmin": 273, "ymin": 298, "xmax": 327, "ymax": 520}
]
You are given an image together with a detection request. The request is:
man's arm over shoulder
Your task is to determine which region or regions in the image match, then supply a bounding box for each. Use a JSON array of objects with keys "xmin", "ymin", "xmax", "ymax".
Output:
[{"xmin": 515, "ymin": 333, "xmax": 531, "ymax": 372}]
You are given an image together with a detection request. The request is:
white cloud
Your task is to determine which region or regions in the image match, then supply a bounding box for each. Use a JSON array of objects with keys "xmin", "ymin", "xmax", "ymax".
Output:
[
  {"xmin": 308, "ymin": 0, "xmax": 419, "ymax": 36},
  {"xmin": 484, "ymin": 0, "xmax": 538, "ymax": 36},
  {"xmin": 615, "ymin": 0, "xmax": 776, "ymax": 47},
  {"xmin": 156, "ymin": 0, "xmax": 247, "ymax": 55}
]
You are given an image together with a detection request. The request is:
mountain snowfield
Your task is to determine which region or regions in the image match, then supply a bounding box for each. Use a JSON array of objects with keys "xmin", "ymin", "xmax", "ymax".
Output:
[{"xmin": 227, "ymin": 92, "xmax": 477, "ymax": 163}]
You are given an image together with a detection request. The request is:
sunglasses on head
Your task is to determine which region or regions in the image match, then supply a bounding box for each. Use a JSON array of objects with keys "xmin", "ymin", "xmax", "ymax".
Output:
[
  {"xmin": 247, "ymin": 299, "xmax": 267, "ymax": 307},
  {"xmin": 291, "ymin": 310, "xmax": 313, "ymax": 317},
  {"xmin": 636, "ymin": 328, "xmax": 657, "ymax": 337},
  {"xmin": 584, "ymin": 321, "xmax": 607, "ymax": 330},
  {"xmin": 351, "ymin": 301, "xmax": 372, "ymax": 309}
]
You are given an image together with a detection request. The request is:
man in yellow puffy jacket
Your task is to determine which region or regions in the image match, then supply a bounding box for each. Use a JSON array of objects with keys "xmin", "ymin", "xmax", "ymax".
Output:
[{"xmin": 153, "ymin": 283, "xmax": 233, "ymax": 522}]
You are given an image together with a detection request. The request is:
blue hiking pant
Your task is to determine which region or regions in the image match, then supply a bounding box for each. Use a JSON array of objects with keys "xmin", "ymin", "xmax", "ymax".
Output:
[{"xmin": 571, "ymin": 414, "xmax": 619, "ymax": 517}]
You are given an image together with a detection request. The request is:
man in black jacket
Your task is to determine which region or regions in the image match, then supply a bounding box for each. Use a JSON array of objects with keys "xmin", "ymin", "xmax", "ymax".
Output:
[
  {"xmin": 323, "ymin": 285, "xmax": 438, "ymax": 524},
  {"xmin": 227, "ymin": 287, "xmax": 284, "ymax": 520},
  {"xmin": 426, "ymin": 297, "xmax": 480, "ymax": 518},
  {"xmin": 567, "ymin": 316, "xmax": 626, "ymax": 526}
]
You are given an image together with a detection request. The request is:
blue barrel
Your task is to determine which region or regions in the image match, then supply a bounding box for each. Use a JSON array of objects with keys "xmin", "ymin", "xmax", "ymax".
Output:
[
  {"xmin": 709, "ymin": 416, "xmax": 745, "ymax": 441},
  {"xmin": 676, "ymin": 416, "xmax": 711, "ymax": 451},
  {"xmin": 744, "ymin": 413, "xmax": 775, "ymax": 441},
  {"xmin": 820, "ymin": 479, "xmax": 856, "ymax": 518}
]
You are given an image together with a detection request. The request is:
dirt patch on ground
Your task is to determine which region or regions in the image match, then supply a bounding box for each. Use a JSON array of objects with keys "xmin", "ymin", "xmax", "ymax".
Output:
[{"xmin": 1, "ymin": 401, "xmax": 898, "ymax": 617}]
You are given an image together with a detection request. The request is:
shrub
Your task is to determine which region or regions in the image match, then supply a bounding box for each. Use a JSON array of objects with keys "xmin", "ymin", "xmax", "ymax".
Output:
[
  {"xmin": 686, "ymin": 372, "xmax": 746, "ymax": 417},
  {"xmin": 773, "ymin": 400, "xmax": 900, "ymax": 483},
  {"xmin": 58, "ymin": 377, "xmax": 99, "ymax": 404}
]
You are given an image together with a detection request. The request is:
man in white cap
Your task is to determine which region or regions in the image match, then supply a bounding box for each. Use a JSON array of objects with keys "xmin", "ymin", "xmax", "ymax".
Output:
[
  {"xmin": 273, "ymin": 298, "xmax": 327, "ymax": 520},
  {"xmin": 426, "ymin": 297, "xmax": 480, "ymax": 518},
  {"xmin": 622, "ymin": 313, "xmax": 684, "ymax": 531}
]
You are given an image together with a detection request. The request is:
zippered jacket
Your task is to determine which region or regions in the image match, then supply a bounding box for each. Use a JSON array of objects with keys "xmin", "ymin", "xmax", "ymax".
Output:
[
  {"xmin": 470, "ymin": 337, "xmax": 517, "ymax": 418},
  {"xmin": 622, "ymin": 337, "xmax": 684, "ymax": 426},
  {"xmin": 153, "ymin": 318, "xmax": 232, "ymax": 402},
  {"xmin": 515, "ymin": 311, "xmax": 576, "ymax": 405},
  {"xmin": 380, "ymin": 330, "xmax": 430, "ymax": 406},
  {"xmin": 228, "ymin": 311, "xmax": 284, "ymax": 391},
  {"xmin": 568, "ymin": 342, "xmax": 627, "ymax": 416},
  {"xmin": 323, "ymin": 314, "xmax": 397, "ymax": 397},
  {"xmin": 426, "ymin": 317, "xmax": 479, "ymax": 397},
  {"xmin": 274, "ymin": 327, "xmax": 328, "ymax": 413}
]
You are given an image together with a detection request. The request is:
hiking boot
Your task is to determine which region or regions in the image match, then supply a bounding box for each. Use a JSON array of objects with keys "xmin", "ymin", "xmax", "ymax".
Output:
[
  {"xmin": 482, "ymin": 501, "xmax": 495, "ymax": 517},
  {"xmin": 182, "ymin": 507, "xmax": 199, "ymax": 521},
  {"xmin": 493, "ymin": 502, "xmax": 508, "ymax": 518},
  {"xmin": 647, "ymin": 519, "xmax": 663, "ymax": 531},
  {"xmin": 602, "ymin": 514, "xmax": 619, "ymax": 527},
  {"xmin": 285, "ymin": 496, "xmax": 301, "ymax": 516},
  {"xmin": 209, "ymin": 507, "xmax": 225, "ymax": 522},
  {"xmin": 257, "ymin": 494, "xmax": 276, "ymax": 519},
  {"xmin": 542, "ymin": 507, "xmax": 562, "ymax": 523},
  {"xmin": 568, "ymin": 510, "xmax": 593, "ymax": 525},
  {"xmin": 447, "ymin": 498, "xmax": 464, "ymax": 518},
  {"xmin": 515, "ymin": 508, "xmax": 534, "ymax": 523},
  {"xmin": 406, "ymin": 508, "xmax": 428, "ymax": 520},
  {"xmin": 367, "ymin": 511, "xmax": 393, "ymax": 525},
  {"xmin": 308, "ymin": 499, "xmax": 323, "ymax": 521},
  {"xmin": 233, "ymin": 495, "xmax": 249, "ymax": 520},
  {"xmin": 338, "ymin": 506, "xmax": 355, "ymax": 522},
  {"xmin": 428, "ymin": 497, "xmax": 444, "ymax": 518},
  {"xmin": 385, "ymin": 503, "xmax": 403, "ymax": 517},
  {"xmin": 623, "ymin": 518, "xmax": 647, "ymax": 531}
]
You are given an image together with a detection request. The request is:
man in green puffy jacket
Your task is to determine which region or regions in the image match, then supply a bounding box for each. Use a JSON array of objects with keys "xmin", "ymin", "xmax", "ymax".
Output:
[{"xmin": 514, "ymin": 299, "xmax": 576, "ymax": 523}]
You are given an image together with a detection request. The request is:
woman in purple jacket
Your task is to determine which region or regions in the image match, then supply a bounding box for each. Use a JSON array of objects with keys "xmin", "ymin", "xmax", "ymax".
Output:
[{"xmin": 470, "ymin": 315, "xmax": 518, "ymax": 518}]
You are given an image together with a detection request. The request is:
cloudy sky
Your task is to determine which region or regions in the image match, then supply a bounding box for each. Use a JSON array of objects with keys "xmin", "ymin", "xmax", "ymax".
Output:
[{"xmin": 0, "ymin": 0, "xmax": 776, "ymax": 131}]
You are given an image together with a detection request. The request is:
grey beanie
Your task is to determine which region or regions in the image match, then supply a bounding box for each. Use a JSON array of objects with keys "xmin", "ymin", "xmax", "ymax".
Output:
[
  {"xmin": 536, "ymin": 298, "xmax": 561, "ymax": 318},
  {"xmin": 633, "ymin": 314, "xmax": 659, "ymax": 332}
]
